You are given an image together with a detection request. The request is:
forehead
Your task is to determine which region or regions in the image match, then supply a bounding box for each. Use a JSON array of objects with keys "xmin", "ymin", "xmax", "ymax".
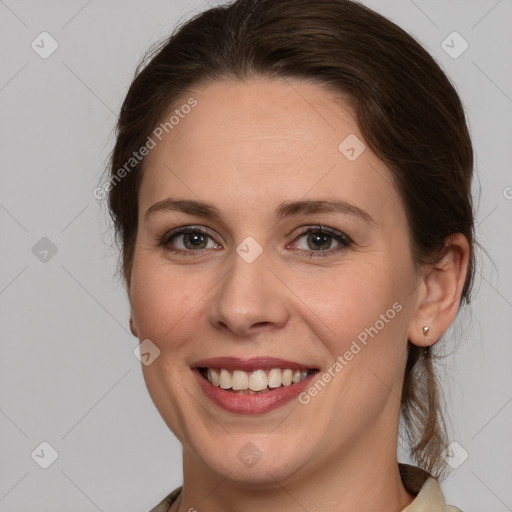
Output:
[
  {"xmin": 139, "ymin": 79, "xmax": 401, "ymax": 222},
  {"xmin": 154, "ymin": 78, "xmax": 357, "ymax": 162}
]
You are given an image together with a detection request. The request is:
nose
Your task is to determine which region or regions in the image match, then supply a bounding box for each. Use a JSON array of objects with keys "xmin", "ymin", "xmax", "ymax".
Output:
[{"xmin": 208, "ymin": 249, "xmax": 290, "ymax": 337}]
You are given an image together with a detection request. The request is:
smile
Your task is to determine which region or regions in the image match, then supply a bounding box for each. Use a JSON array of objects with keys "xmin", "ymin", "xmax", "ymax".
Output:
[
  {"xmin": 200, "ymin": 367, "xmax": 313, "ymax": 393},
  {"xmin": 192, "ymin": 357, "xmax": 319, "ymax": 414}
]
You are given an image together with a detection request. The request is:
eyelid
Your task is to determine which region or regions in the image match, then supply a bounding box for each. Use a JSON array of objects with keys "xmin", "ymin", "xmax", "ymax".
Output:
[
  {"xmin": 158, "ymin": 224, "xmax": 352, "ymax": 256},
  {"xmin": 287, "ymin": 225, "xmax": 352, "ymax": 253},
  {"xmin": 292, "ymin": 224, "xmax": 350, "ymax": 240},
  {"xmin": 160, "ymin": 225, "xmax": 222, "ymax": 248}
]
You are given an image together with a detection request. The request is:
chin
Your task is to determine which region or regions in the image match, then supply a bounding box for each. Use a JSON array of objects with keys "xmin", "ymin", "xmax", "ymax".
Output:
[{"xmin": 189, "ymin": 430, "xmax": 317, "ymax": 487}]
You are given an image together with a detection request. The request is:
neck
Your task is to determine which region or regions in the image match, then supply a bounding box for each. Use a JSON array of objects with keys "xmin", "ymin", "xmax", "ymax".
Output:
[{"xmin": 173, "ymin": 430, "xmax": 415, "ymax": 512}]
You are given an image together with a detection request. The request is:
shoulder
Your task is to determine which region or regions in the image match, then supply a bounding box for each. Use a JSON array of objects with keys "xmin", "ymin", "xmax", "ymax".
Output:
[{"xmin": 147, "ymin": 486, "xmax": 182, "ymax": 512}]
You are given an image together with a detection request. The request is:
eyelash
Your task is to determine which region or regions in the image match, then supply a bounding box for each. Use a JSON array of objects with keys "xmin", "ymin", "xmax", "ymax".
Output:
[{"xmin": 157, "ymin": 224, "xmax": 352, "ymax": 258}]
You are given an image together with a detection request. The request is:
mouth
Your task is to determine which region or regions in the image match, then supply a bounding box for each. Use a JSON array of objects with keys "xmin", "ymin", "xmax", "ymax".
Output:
[
  {"xmin": 198, "ymin": 367, "xmax": 316, "ymax": 394},
  {"xmin": 192, "ymin": 357, "xmax": 320, "ymax": 414}
]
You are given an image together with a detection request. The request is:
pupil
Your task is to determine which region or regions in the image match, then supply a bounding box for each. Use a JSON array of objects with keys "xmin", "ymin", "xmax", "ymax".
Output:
[
  {"xmin": 308, "ymin": 232, "xmax": 331, "ymax": 250},
  {"xmin": 184, "ymin": 233, "xmax": 206, "ymax": 249}
]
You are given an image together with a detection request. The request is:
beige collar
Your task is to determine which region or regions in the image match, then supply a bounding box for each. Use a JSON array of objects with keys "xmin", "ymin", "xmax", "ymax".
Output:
[
  {"xmin": 399, "ymin": 464, "xmax": 462, "ymax": 512},
  {"xmin": 401, "ymin": 476, "xmax": 461, "ymax": 511}
]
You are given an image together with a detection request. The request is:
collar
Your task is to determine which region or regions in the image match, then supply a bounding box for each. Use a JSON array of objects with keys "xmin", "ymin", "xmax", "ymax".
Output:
[{"xmin": 399, "ymin": 463, "xmax": 462, "ymax": 512}]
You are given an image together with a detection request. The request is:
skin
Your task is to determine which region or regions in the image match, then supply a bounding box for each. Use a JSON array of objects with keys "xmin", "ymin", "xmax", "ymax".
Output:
[{"xmin": 128, "ymin": 78, "xmax": 470, "ymax": 512}]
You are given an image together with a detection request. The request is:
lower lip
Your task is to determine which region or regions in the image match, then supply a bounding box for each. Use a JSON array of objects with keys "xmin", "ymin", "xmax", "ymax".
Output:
[{"xmin": 193, "ymin": 369, "xmax": 316, "ymax": 414}]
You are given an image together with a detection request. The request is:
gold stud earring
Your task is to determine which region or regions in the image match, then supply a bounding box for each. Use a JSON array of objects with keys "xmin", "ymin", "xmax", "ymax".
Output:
[{"xmin": 422, "ymin": 325, "xmax": 431, "ymax": 341}]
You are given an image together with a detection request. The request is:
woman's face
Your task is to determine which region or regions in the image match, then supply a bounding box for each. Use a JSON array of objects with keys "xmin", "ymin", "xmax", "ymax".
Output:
[{"xmin": 129, "ymin": 79, "xmax": 424, "ymax": 484}]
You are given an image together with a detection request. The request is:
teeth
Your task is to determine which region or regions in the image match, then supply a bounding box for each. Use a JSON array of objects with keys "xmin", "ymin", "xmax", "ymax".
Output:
[
  {"xmin": 282, "ymin": 369, "xmax": 293, "ymax": 385},
  {"xmin": 232, "ymin": 370, "xmax": 249, "ymax": 390},
  {"xmin": 204, "ymin": 367, "xmax": 312, "ymax": 391},
  {"xmin": 249, "ymin": 370, "xmax": 268, "ymax": 391},
  {"xmin": 207, "ymin": 368, "xmax": 220, "ymax": 387},
  {"xmin": 267, "ymin": 368, "xmax": 281, "ymax": 388},
  {"xmin": 219, "ymin": 369, "xmax": 232, "ymax": 389},
  {"xmin": 295, "ymin": 370, "xmax": 308, "ymax": 383}
]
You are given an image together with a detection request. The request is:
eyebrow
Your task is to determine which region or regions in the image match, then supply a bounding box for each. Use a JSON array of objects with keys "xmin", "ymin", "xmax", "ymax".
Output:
[{"xmin": 144, "ymin": 198, "xmax": 375, "ymax": 224}]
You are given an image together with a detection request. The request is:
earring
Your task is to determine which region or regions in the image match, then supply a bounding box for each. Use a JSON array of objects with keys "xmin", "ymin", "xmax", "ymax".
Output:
[{"xmin": 422, "ymin": 325, "xmax": 431, "ymax": 341}]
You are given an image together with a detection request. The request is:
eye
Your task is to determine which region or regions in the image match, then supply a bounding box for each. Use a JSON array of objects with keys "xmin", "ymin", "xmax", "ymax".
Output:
[
  {"xmin": 157, "ymin": 224, "xmax": 351, "ymax": 257},
  {"xmin": 159, "ymin": 227, "xmax": 221, "ymax": 252},
  {"xmin": 289, "ymin": 226, "xmax": 352, "ymax": 256}
]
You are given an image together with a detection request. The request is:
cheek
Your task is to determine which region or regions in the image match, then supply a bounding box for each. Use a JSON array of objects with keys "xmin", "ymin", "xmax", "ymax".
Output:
[
  {"xmin": 129, "ymin": 255, "xmax": 205, "ymax": 347},
  {"xmin": 288, "ymin": 259, "xmax": 413, "ymax": 390},
  {"xmin": 293, "ymin": 262, "xmax": 405, "ymax": 335}
]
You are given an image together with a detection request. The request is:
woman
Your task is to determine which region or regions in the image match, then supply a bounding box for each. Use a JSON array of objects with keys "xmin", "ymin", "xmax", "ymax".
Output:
[{"xmin": 105, "ymin": 0, "xmax": 474, "ymax": 510}]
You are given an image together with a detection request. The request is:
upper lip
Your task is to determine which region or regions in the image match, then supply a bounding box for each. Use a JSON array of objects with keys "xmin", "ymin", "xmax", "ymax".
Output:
[{"xmin": 191, "ymin": 356, "xmax": 318, "ymax": 372}]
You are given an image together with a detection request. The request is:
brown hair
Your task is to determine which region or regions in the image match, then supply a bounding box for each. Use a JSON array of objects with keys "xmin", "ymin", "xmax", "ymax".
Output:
[{"xmin": 106, "ymin": 0, "xmax": 475, "ymax": 477}]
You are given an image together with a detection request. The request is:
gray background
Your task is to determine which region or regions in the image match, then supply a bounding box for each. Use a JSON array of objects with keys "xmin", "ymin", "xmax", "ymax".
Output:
[{"xmin": 0, "ymin": 0, "xmax": 511, "ymax": 510}]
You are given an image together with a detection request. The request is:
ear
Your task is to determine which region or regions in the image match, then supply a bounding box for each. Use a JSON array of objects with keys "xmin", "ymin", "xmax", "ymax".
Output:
[
  {"xmin": 129, "ymin": 311, "xmax": 139, "ymax": 338},
  {"xmin": 408, "ymin": 233, "xmax": 470, "ymax": 347},
  {"xmin": 127, "ymin": 273, "xmax": 138, "ymax": 337}
]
